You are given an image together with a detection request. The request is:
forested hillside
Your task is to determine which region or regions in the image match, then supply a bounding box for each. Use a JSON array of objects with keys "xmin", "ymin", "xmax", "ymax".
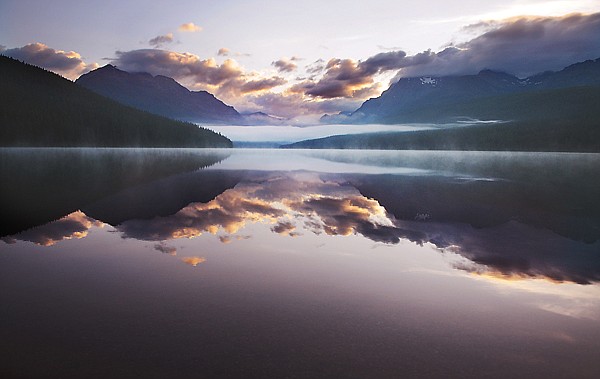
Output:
[{"xmin": 0, "ymin": 56, "xmax": 232, "ymax": 147}]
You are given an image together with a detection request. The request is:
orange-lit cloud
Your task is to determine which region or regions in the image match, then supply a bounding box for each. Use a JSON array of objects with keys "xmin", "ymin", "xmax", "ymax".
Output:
[
  {"xmin": 181, "ymin": 256, "xmax": 206, "ymax": 266},
  {"xmin": 2, "ymin": 43, "xmax": 98, "ymax": 80},
  {"xmin": 178, "ymin": 22, "xmax": 202, "ymax": 32}
]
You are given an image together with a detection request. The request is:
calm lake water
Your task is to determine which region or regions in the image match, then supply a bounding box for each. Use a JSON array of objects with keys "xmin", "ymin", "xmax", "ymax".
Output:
[{"xmin": 1, "ymin": 148, "xmax": 600, "ymax": 378}]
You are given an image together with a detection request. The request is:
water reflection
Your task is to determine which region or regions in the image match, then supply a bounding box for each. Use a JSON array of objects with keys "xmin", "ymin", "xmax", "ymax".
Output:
[
  {"xmin": 2, "ymin": 210, "xmax": 104, "ymax": 246},
  {"xmin": 0, "ymin": 148, "xmax": 231, "ymax": 235},
  {"xmin": 4, "ymin": 149, "xmax": 599, "ymax": 285},
  {"xmin": 116, "ymin": 172, "xmax": 415, "ymax": 243},
  {"xmin": 3, "ymin": 149, "xmax": 600, "ymax": 378}
]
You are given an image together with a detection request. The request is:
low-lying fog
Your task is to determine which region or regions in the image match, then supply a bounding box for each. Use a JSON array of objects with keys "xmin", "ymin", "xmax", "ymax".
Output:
[{"xmin": 204, "ymin": 123, "xmax": 439, "ymax": 145}]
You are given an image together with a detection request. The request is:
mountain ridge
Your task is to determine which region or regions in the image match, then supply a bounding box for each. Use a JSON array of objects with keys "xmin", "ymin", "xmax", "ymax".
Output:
[{"xmin": 76, "ymin": 64, "xmax": 244, "ymax": 124}]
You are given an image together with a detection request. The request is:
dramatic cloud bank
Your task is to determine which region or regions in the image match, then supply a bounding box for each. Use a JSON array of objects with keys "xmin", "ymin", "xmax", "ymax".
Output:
[
  {"xmin": 398, "ymin": 12, "xmax": 600, "ymax": 78},
  {"xmin": 1, "ymin": 43, "xmax": 98, "ymax": 80}
]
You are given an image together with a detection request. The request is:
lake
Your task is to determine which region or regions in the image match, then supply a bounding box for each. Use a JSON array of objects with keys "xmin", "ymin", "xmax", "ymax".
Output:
[{"xmin": 1, "ymin": 148, "xmax": 600, "ymax": 378}]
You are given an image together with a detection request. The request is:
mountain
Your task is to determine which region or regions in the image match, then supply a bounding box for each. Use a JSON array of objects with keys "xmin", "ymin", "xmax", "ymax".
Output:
[
  {"xmin": 334, "ymin": 58, "xmax": 600, "ymax": 124},
  {"xmin": 0, "ymin": 56, "xmax": 232, "ymax": 147},
  {"xmin": 285, "ymin": 84, "xmax": 600, "ymax": 151},
  {"xmin": 76, "ymin": 64, "xmax": 243, "ymax": 124},
  {"xmin": 241, "ymin": 111, "xmax": 287, "ymax": 125}
]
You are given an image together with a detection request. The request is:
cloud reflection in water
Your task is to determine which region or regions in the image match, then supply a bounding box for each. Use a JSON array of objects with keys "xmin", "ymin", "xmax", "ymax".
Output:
[
  {"xmin": 4, "ymin": 171, "xmax": 599, "ymax": 285},
  {"xmin": 2, "ymin": 211, "xmax": 104, "ymax": 246},
  {"xmin": 117, "ymin": 172, "xmax": 412, "ymax": 245}
]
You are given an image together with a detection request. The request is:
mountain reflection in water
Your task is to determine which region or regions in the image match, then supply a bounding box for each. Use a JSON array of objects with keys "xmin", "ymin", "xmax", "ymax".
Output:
[
  {"xmin": 2, "ymin": 148, "xmax": 600, "ymax": 378},
  {"xmin": 4, "ymin": 149, "xmax": 599, "ymax": 284}
]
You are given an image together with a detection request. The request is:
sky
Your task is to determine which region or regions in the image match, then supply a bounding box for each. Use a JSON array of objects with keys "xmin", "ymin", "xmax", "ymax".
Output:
[{"xmin": 2, "ymin": 0, "xmax": 600, "ymax": 122}]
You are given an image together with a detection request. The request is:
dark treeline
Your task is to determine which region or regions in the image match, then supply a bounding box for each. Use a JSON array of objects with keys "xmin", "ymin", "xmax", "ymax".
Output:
[{"xmin": 0, "ymin": 56, "xmax": 232, "ymax": 147}]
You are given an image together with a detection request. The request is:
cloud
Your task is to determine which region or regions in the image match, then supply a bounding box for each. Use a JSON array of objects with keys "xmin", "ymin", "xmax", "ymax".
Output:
[
  {"xmin": 360, "ymin": 50, "xmax": 435, "ymax": 75},
  {"xmin": 290, "ymin": 58, "xmax": 381, "ymax": 99},
  {"xmin": 2, "ymin": 42, "xmax": 99, "ymax": 80},
  {"xmin": 271, "ymin": 221, "xmax": 298, "ymax": 236},
  {"xmin": 289, "ymin": 51, "xmax": 433, "ymax": 99},
  {"xmin": 154, "ymin": 242, "xmax": 177, "ymax": 256},
  {"xmin": 178, "ymin": 22, "xmax": 202, "ymax": 32},
  {"xmin": 305, "ymin": 59, "xmax": 325, "ymax": 75},
  {"xmin": 219, "ymin": 235, "xmax": 251, "ymax": 243},
  {"xmin": 217, "ymin": 48, "xmax": 251, "ymax": 58},
  {"xmin": 149, "ymin": 33, "xmax": 174, "ymax": 48},
  {"xmin": 181, "ymin": 256, "xmax": 206, "ymax": 266},
  {"xmin": 272, "ymin": 58, "xmax": 298, "ymax": 73},
  {"xmin": 219, "ymin": 235, "xmax": 232, "ymax": 243},
  {"xmin": 7, "ymin": 211, "xmax": 103, "ymax": 246},
  {"xmin": 239, "ymin": 77, "xmax": 287, "ymax": 94},
  {"xmin": 398, "ymin": 12, "xmax": 600, "ymax": 78},
  {"xmin": 378, "ymin": 45, "xmax": 403, "ymax": 51},
  {"xmin": 112, "ymin": 49, "xmax": 285, "ymax": 99}
]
